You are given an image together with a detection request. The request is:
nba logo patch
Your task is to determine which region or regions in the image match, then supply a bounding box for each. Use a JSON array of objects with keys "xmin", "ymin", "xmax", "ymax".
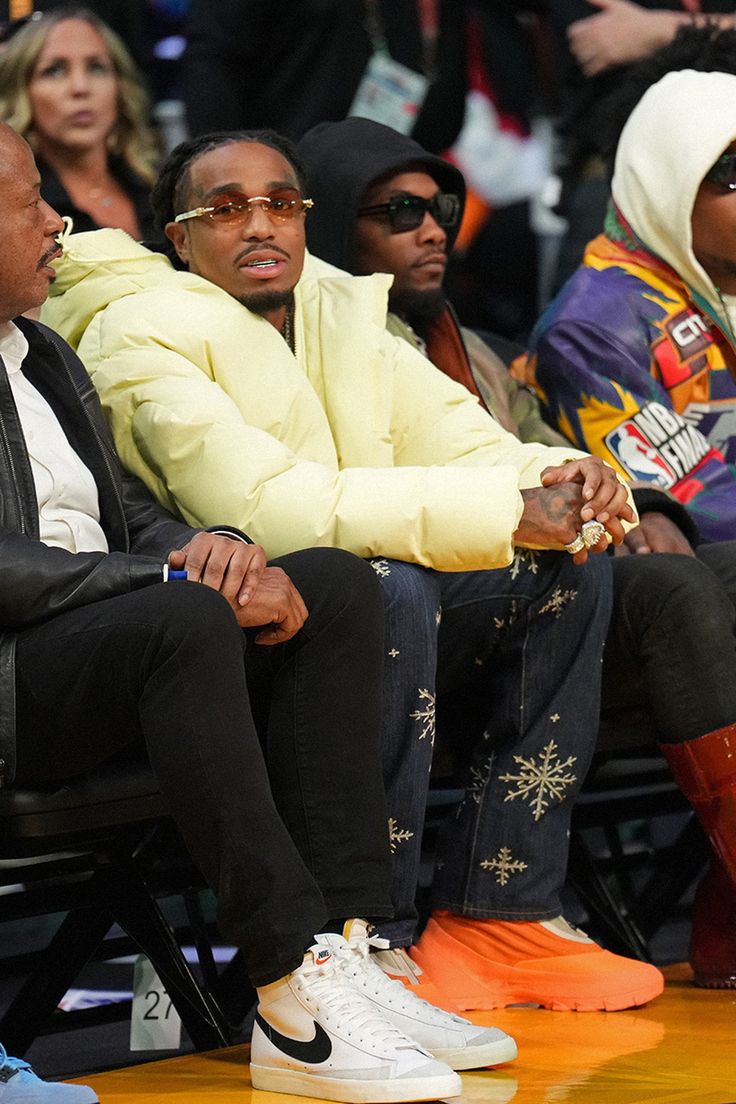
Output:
[{"xmin": 606, "ymin": 421, "xmax": 677, "ymax": 487}]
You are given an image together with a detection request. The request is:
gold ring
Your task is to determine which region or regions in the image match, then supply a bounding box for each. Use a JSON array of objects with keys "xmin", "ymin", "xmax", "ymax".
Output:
[
  {"xmin": 564, "ymin": 532, "xmax": 586, "ymax": 555},
  {"xmin": 581, "ymin": 520, "xmax": 606, "ymax": 548}
]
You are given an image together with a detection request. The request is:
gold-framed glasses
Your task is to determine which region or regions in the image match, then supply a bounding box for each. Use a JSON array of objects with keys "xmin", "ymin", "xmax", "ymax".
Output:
[{"xmin": 174, "ymin": 190, "xmax": 314, "ymax": 226}]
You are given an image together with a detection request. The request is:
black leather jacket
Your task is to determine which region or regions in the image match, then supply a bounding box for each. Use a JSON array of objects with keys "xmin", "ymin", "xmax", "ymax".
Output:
[{"xmin": 0, "ymin": 317, "xmax": 227, "ymax": 786}]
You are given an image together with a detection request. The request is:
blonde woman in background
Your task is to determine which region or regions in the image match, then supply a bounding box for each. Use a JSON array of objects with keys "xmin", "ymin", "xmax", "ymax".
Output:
[{"xmin": 0, "ymin": 6, "xmax": 158, "ymax": 239}]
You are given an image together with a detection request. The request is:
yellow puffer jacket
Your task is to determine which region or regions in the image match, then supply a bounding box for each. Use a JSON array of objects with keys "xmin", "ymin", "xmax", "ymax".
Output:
[{"xmin": 43, "ymin": 229, "xmax": 588, "ymax": 570}]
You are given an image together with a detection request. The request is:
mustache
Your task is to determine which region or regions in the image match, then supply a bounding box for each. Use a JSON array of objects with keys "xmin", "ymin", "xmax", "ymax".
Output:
[
  {"xmin": 234, "ymin": 243, "xmax": 291, "ymax": 265},
  {"xmin": 412, "ymin": 250, "xmax": 447, "ymax": 267},
  {"xmin": 38, "ymin": 244, "xmax": 63, "ymax": 269}
]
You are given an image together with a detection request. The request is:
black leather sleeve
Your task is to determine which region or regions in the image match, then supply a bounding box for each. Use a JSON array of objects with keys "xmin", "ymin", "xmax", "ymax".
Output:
[
  {"xmin": 122, "ymin": 470, "xmax": 254, "ymax": 556},
  {"xmin": 120, "ymin": 469, "xmax": 200, "ymax": 557},
  {"xmin": 0, "ymin": 527, "xmax": 165, "ymax": 629}
]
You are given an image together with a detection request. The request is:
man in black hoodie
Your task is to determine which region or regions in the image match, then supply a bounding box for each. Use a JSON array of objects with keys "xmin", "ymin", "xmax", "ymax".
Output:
[
  {"xmin": 299, "ymin": 117, "xmax": 564, "ymax": 447},
  {"xmin": 298, "ymin": 115, "xmax": 736, "ymax": 999}
]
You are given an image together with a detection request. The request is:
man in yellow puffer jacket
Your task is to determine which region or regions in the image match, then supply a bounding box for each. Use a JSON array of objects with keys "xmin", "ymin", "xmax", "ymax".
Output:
[{"xmin": 43, "ymin": 130, "xmax": 664, "ymax": 1017}]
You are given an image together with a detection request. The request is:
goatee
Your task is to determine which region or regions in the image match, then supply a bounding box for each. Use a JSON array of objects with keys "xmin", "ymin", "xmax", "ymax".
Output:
[
  {"xmin": 389, "ymin": 286, "xmax": 446, "ymax": 324},
  {"xmin": 236, "ymin": 287, "xmax": 295, "ymax": 316}
]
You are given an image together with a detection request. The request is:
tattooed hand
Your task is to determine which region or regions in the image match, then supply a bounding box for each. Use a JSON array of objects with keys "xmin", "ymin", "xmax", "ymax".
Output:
[
  {"xmin": 515, "ymin": 483, "xmax": 587, "ymax": 550},
  {"xmin": 540, "ymin": 457, "xmax": 635, "ymax": 546},
  {"xmin": 515, "ymin": 481, "xmax": 624, "ymax": 563}
]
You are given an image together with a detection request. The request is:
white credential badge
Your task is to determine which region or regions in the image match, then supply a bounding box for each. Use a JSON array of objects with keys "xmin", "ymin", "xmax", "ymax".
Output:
[{"xmin": 349, "ymin": 53, "xmax": 429, "ymax": 135}]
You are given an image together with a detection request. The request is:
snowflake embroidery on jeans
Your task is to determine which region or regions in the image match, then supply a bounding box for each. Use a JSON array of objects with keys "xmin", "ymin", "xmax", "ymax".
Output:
[
  {"xmin": 538, "ymin": 587, "xmax": 578, "ymax": 619},
  {"xmin": 388, "ymin": 817, "xmax": 414, "ymax": 853},
  {"xmin": 466, "ymin": 755, "xmax": 494, "ymax": 805},
  {"xmin": 509, "ymin": 549, "xmax": 540, "ymax": 579},
  {"xmin": 369, "ymin": 559, "xmax": 392, "ymax": 578},
  {"xmin": 480, "ymin": 847, "xmax": 528, "ymax": 886},
  {"xmin": 410, "ymin": 688, "xmax": 436, "ymax": 744},
  {"xmin": 499, "ymin": 739, "xmax": 578, "ymax": 821},
  {"xmin": 494, "ymin": 600, "xmax": 520, "ymax": 632}
]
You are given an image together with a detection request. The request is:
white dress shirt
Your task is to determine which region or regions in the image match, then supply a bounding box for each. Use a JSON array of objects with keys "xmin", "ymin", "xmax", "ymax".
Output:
[{"xmin": 0, "ymin": 322, "xmax": 108, "ymax": 553}]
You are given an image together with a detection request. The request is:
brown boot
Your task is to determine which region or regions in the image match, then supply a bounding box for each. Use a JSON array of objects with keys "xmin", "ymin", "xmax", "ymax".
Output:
[
  {"xmin": 689, "ymin": 858, "xmax": 736, "ymax": 988},
  {"xmin": 659, "ymin": 724, "xmax": 736, "ymax": 879},
  {"xmin": 659, "ymin": 724, "xmax": 736, "ymax": 987}
]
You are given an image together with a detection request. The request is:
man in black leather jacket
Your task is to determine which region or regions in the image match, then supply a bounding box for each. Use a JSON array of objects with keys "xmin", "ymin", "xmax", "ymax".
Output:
[{"xmin": 0, "ymin": 121, "xmax": 476, "ymax": 1103}]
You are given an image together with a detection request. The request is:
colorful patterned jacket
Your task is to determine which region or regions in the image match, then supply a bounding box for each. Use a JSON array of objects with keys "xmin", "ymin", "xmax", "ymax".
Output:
[{"xmin": 515, "ymin": 214, "xmax": 736, "ymax": 544}]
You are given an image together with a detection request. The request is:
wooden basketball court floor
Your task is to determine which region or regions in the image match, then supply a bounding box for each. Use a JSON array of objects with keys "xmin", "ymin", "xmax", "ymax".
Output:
[{"xmin": 65, "ymin": 965, "xmax": 735, "ymax": 1104}]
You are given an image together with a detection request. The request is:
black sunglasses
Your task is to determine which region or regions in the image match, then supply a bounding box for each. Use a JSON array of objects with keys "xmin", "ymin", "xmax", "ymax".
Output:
[
  {"xmin": 357, "ymin": 192, "xmax": 460, "ymax": 233},
  {"xmin": 704, "ymin": 152, "xmax": 736, "ymax": 191}
]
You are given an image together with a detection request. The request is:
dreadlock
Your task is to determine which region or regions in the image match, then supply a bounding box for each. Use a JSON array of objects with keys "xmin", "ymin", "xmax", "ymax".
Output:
[{"xmin": 150, "ymin": 129, "xmax": 308, "ymax": 268}]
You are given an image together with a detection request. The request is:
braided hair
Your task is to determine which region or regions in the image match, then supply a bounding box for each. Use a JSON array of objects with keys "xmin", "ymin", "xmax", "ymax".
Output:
[{"xmin": 150, "ymin": 129, "xmax": 308, "ymax": 268}]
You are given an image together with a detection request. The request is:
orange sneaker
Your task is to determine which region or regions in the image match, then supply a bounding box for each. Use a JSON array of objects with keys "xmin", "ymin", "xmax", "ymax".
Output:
[{"xmin": 409, "ymin": 911, "xmax": 664, "ymax": 1012}]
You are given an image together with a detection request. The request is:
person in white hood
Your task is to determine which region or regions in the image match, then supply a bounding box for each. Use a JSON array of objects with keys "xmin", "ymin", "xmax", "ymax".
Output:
[
  {"xmin": 517, "ymin": 67, "xmax": 736, "ymax": 990},
  {"xmin": 520, "ymin": 68, "xmax": 736, "ymax": 544}
]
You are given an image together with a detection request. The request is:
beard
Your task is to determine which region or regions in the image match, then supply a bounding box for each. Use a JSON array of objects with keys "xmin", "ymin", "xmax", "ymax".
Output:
[
  {"xmin": 236, "ymin": 287, "xmax": 295, "ymax": 316},
  {"xmin": 389, "ymin": 285, "xmax": 446, "ymax": 324}
]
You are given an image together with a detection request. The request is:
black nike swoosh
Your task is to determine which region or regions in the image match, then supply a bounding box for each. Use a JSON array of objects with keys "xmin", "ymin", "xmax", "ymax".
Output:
[{"xmin": 255, "ymin": 1010, "xmax": 333, "ymax": 1064}]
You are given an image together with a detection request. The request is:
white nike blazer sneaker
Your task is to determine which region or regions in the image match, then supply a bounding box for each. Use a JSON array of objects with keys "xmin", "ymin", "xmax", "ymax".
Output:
[
  {"xmin": 323, "ymin": 920, "xmax": 518, "ymax": 1071},
  {"xmin": 250, "ymin": 942, "xmax": 462, "ymax": 1103}
]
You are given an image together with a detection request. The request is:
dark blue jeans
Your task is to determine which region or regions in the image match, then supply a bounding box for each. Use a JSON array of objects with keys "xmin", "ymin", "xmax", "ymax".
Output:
[{"xmin": 370, "ymin": 550, "xmax": 612, "ymax": 946}]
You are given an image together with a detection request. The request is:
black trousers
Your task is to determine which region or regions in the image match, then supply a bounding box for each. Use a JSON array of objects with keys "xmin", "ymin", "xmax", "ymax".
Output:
[
  {"xmin": 13, "ymin": 547, "xmax": 393, "ymax": 986},
  {"xmin": 601, "ymin": 543, "xmax": 736, "ymax": 745}
]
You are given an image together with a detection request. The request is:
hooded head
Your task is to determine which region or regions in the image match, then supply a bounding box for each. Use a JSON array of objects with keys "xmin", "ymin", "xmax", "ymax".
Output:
[
  {"xmin": 612, "ymin": 69, "xmax": 736, "ymax": 328},
  {"xmin": 298, "ymin": 117, "xmax": 465, "ymax": 320}
]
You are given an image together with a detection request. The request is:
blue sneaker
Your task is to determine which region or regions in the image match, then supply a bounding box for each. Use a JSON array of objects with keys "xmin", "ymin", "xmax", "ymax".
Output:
[{"xmin": 0, "ymin": 1046, "xmax": 98, "ymax": 1103}]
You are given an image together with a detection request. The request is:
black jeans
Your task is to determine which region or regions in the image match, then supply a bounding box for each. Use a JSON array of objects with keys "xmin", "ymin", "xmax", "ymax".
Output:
[
  {"xmin": 601, "ymin": 543, "xmax": 736, "ymax": 745},
  {"xmin": 13, "ymin": 547, "xmax": 393, "ymax": 986}
]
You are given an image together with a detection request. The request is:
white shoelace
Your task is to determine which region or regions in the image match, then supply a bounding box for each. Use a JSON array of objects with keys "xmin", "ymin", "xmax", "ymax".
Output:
[
  {"xmin": 295, "ymin": 948, "xmax": 424, "ymax": 1051},
  {"xmin": 331, "ymin": 932, "xmax": 465, "ymax": 1026}
]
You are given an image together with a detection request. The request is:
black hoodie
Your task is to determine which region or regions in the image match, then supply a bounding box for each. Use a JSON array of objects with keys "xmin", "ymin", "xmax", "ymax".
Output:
[
  {"xmin": 298, "ymin": 117, "xmax": 466, "ymax": 275},
  {"xmin": 296, "ymin": 118, "xmax": 487, "ymax": 409}
]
